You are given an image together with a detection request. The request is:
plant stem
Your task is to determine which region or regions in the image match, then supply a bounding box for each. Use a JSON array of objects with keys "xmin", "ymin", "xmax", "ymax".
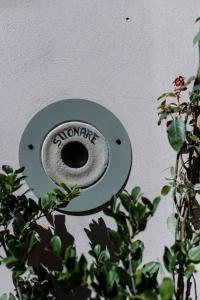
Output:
[
  {"xmin": 16, "ymin": 282, "xmax": 23, "ymax": 300},
  {"xmin": 174, "ymin": 153, "xmax": 186, "ymax": 299},
  {"xmin": 176, "ymin": 263, "xmax": 184, "ymax": 300},
  {"xmin": 127, "ymin": 220, "xmax": 136, "ymax": 294},
  {"xmin": 0, "ymin": 232, "xmax": 9, "ymax": 256},
  {"xmin": 173, "ymin": 154, "xmax": 181, "ymax": 215},
  {"xmin": 196, "ymin": 41, "xmax": 200, "ymax": 85},
  {"xmin": 185, "ymin": 278, "xmax": 192, "ymax": 300},
  {"xmin": 13, "ymin": 277, "xmax": 23, "ymax": 300},
  {"xmin": 192, "ymin": 275, "xmax": 198, "ymax": 300}
]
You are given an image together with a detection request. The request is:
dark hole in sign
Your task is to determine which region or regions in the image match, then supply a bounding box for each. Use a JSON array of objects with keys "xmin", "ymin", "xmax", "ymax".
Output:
[
  {"xmin": 116, "ymin": 139, "xmax": 121, "ymax": 145},
  {"xmin": 126, "ymin": 17, "xmax": 130, "ymax": 21},
  {"xmin": 28, "ymin": 144, "xmax": 34, "ymax": 150},
  {"xmin": 61, "ymin": 142, "xmax": 89, "ymax": 168}
]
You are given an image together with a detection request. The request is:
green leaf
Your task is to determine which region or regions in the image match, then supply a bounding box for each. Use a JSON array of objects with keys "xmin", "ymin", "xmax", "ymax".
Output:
[
  {"xmin": 193, "ymin": 31, "xmax": 200, "ymax": 44},
  {"xmin": 163, "ymin": 247, "xmax": 176, "ymax": 272},
  {"xmin": 184, "ymin": 264, "xmax": 195, "ymax": 278},
  {"xmin": 142, "ymin": 261, "xmax": 160, "ymax": 278},
  {"xmin": 140, "ymin": 291, "xmax": 158, "ymax": 300},
  {"xmin": 2, "ymin": 256, "xmax": 18, "ymax": 266},
  {"xmin": 40, "ymin": 194, "xmax": 54, "ymax": 209},
  {"xmin": 167, "ymin": 117, "xmax": 186, "ymax": 152},
  {"xmin": 13, "ymin": 215, "xmax": 25, "ymax": 235},
  {"xmin": 167, "ymin": 213, "xmax": 178, "ymax": 235},
  {"xmin": 79, "ymin": 254, "xmax": 88, "ymax": 280},
  {"xmin": 157, "ymin": 92, "xmax": 176, "ymax": 100},
  {"xmin": 189, "ymin": 91, "xmax": 200, "ymax": 103},
  {"xmin": 131, "ymin": 186, "xmax": 141, "ymax": 202},
  {"xmin": 0, "ymin": 294, "xmax": 7, "ymax": 300},
  {"xmin": 98, "ymin": 247, "xmax": 110, "ymax": 262},
  {"xmin": 174, "ymin": 240, "xmax": 187, "ymax": 257},
  {"xmin": 141, "ymin": 197, "xmax": 153, "ymax": 211},
  {"xmin": 64, "ymin": 246, "xmax": 76, "ymax": 261},
  {"xmin": 14, "ymin": 167, "xmax": 25, "ymax": 174},
  {"xmin": 161, "ymin": 185, "xmax": 171, "ymax": 196},
  {"xmin": 6, "ymin": 239, "xmax": 23, "ymax": 259},
  {"xmin": 110, "ymin": 195, "xmax": 118, "ymax": 213},
  {"xmin": 188, "ymin": 245, "xmax": 200, "ymax": 262},
  {"xmin": 2, "ymin": 165, "xmax": 13, "ymax": 174},
  {"xmin": 152, "ymin": 196, "xmax": 160, "ymax": 213},
  {"xmin": 107, "ymin": 269, "xmax": 119, "ymax": 288},
  {"xmin": 119, "ymin": 192, "xmax": 130, "ymax": 211},
  {"xmin": 159, "ymin": 277, "xmax": 174, "ymax": 300},
  {"xmin": 50, "ymin": 235, "xmax": 62, "ymax": 256},
  {"xmin": 9, "ymin": 294, "xmax": 16, "ymax": 300},
  {"xmin": 59, "ymin": 182, "xmax": 71, "ymax": 193},
  {"xmin": 94, "ymin": 244, "xmax": 101, "ymax": 257},
  {"xmin": 57, "ymin": 265, "xmax": 68, "ymax": 281},
  {"xmin": 195, "ymin": 17, "xmax": 200, "ymax": 23},
  {"xmin": 108, "ymin": 230, "xmax": 122, "ymax": 248},
  {"xmin": 27, "ymin": 232, "xmax": 38, "ymax": 253},
  {"xmin": 188, "ymin": 132, "xmax": 200, "ymax": 143},
  {"xmin": 131, "ymin": 240, "xmax": 144, "ymax": 270},
  {"xmin": 52, "ymin": 188, "xmax": 65, "ymax": 197}
]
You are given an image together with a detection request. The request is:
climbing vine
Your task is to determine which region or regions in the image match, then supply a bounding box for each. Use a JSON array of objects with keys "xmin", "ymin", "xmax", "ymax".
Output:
[{"xmin": 156, "ymin": 17, "xmax": 200, "ymax": 299}]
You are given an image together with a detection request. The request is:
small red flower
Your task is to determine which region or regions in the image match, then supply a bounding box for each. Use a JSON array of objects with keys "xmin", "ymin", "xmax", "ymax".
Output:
[
  {"xmin": 173, "ymin": 76, "xmax": 185, "ymax": 87},
  {"xmin": 172, "ymin": 76, "xmax": 185, "ymax": 103}
]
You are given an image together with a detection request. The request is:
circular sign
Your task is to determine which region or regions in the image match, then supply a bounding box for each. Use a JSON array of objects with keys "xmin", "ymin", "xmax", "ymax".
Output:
[
  {"xmin": 19, "ymin": 99, "xmax": 132, "ymax": 215},
  {"xmin": 41, "ymin": 121, "xmax": 109, "ymax": 188}
]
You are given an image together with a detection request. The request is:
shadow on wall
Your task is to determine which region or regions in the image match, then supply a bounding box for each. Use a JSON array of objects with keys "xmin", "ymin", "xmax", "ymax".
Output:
[{"xmin": 28, "ymin": 215, "xmax": 114, "ymax": 300}]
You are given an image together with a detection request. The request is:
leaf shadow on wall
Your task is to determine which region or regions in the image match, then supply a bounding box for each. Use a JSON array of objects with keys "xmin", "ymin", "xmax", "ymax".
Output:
[
  {"xmin": 28, "ymin": 214, "xmax": 115, "ymax": 300},
  {"xmin": 84, "ymin": 217, "xmax": 117, "ymax": 262}
]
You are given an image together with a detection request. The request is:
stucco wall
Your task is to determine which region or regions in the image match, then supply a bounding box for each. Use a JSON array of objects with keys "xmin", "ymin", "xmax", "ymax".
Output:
[{"xmin": 0, "ymin": 0, "xmax": 199, "ymax": 295}]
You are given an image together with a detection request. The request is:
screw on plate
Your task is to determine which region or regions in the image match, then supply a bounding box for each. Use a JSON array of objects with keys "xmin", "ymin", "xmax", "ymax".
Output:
[{"xmin": 116, "ymin": 139, "xmax": 121, "ymax": 145}]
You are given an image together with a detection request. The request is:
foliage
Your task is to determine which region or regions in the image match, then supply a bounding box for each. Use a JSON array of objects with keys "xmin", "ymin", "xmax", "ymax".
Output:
[
  {"xmin": 89, "ymin": 190, "xmax": 164, "ymax": 300},
  {"xmin": 0, "ymin": 165, "xmax": 165, "ymax": 299},
  {"xmin": 0, "ymin": 166, "xmax": 82, "ymax": 299},
  {"xmin": 155, "ymin": 19, "xmax": 200, "ymax": 299}
]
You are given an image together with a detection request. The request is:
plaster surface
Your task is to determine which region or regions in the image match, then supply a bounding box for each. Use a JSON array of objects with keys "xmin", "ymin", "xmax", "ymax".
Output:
[{"xmin": 0, "ymin": 0, "xmax": 200, "ymax": 295}]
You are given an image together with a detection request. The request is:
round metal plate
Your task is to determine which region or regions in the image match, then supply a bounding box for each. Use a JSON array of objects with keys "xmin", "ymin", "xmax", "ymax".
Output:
[
  {"xmin": 41, "ymin": 121, "xmax": 109, "ymax": 188},
  {"xmin": 19, "ymin": 99, "xmax": 132, "ymax": 215}
]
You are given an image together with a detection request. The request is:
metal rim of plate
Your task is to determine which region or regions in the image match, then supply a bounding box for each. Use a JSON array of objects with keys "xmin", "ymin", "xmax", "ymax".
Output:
[
  {"xmin": 19, "ymin": 99, "xmax": 132, "ymax": 215},
  {"xmin": 41, "ymin": 121, "xmax": 110, "ymax": 189}
]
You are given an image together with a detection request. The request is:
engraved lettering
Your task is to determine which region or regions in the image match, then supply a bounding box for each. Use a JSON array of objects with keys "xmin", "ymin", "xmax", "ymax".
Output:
[
  {"xmin": 58, "ymin": 132, "xmax": 67, "ymax": 140},
  {"xmin": 85, "ymin": 130, "xmax": 93, "ymax": 141},
  {"xmin": 67, "ymin": 128, "xmax": 73, "ymax": 137},
  {"xmin": 53, "ymin": 126, "xmax": 100, "ymax": 147},
  {"xmin": 74, "ymin": 127, "xmax": 80, "ymax": 136},
  {"xmin": 80, "ymin": 127, "xmax": 87, "ymax": 138},
  {"xmin": 91, "ymin": 133, "xmax": 99, "ymax": 144},
  {"xmin": 53, "ymin": 135, "xmax": 62, "ymax": 147}
]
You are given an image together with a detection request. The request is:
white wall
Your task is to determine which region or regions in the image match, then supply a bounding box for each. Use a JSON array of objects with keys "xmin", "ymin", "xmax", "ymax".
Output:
[{"xmin": 0, "ymin": 0, "xmax": 199, "ymax": 295}]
